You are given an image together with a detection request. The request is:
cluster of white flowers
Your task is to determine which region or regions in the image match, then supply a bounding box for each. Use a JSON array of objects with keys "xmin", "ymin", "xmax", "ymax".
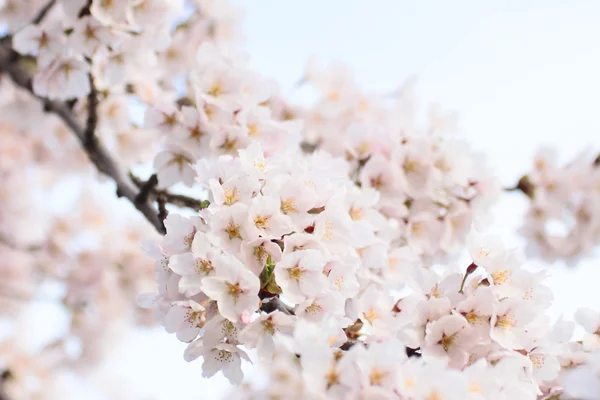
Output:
[
  {"xmin": 145, "ymin": 43, "xmax": 302, "ymax": 189},
  {"xmin": 4, "ymin": 1, "xmax": 600, "ymax": 399},
  {"xmin": 518, "ymin": 148, "xmax": 600, "ymax": 263},
  {"xmin": 142, "ymin": 138, "xmax": 384, "ymax": 382},
  {"xmin": 293, "ymin": 63, "xmax": 502, "ymax": 261},
  {"xmin": 144, "ymin": 162, "xmax": 600, "ymax": 398}
]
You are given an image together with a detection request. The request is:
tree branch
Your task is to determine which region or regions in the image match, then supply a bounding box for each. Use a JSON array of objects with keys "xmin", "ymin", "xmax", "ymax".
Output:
[
  {"xmin": 130, "ymin": 174, "xmax": 210, "ymax": 211},
  {"xmin": 0, "ymin": 44, "xmax": 166, "ymax": 234},
  {"xmin": 259, "ymin": 297, "xmax": 294, "ymax": 315},
  {"xmin": 135, "ymin": 174, "xmax": 159, "ymax": 206},
  {"xmin": 31, "ymin": 0, "xmax": 56, "ymax": 25},
  {"xmin": 0, "ymin": 369, "xmax": 11, "ymax": 400},
  {"xmin": 84, "ymin": 73, "xmax": 99, "ymax": 145}
]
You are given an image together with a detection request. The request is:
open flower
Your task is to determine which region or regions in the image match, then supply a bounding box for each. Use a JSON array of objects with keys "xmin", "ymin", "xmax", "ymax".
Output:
[
  {"xmin": 201, "ymin": 253, "xmax": 260, "ymax": 322},
  {"xmin": 239, "ymin": 311, "xmax": 295, "ymax": 360},
  {"xmin": 275, "ymin": 249, "xmax": 328, "ymax": 304}
]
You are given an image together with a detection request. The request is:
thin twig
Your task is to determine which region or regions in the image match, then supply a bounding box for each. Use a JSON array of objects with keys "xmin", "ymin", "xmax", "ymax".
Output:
[
  {"xmin": 130, "ymin": 173, "xmax": 209, "ymax": 211},
  {"xmin": 157, "ymin": 193, "xmax": 169, "ymax": 232},
  {"xmin": 0, "ymin": 44, "xmax": 165, "ymax": 234},
  {"xmin": 84, "ymin": 73, "xmax": 99, "ymax": 146},
  {"xmin": 78, "ymin": 0, "xmax": 92, "ymax": 18},
  {"xmin": 31, "ymin": 0, "xmax": 56, "ymax": 25}
]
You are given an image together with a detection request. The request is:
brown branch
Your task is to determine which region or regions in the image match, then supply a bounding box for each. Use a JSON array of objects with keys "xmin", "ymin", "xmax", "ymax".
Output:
[
  {"xmin": 157, "ymin": 194, "xmax": 169, "ymax": 232},
  {"xmin": 84, "ymin": 73, "xmax": 98, "ymax": 145},
  {"xmin": 135, "ymin": 174, "xmax": 159, "ymax": 205},
  {"xmin": 130, "ymin": 173, "xmax": 209, "ymax": 211},
  {"xmin": 0, "ymin": 44, "xmax": 166, "ymax": 234},
  {"xmin": 0, "ymin": 369, "xmax": 11, "ymax": 400},
  {"xmin": 259, "ymin": 297, "xmax": 294, "ymax": 315},
  {"xmin": 78, "ymin": 1, "xmax": 92, "ymax": 18},
  {"xmin": 31, "ymin": 0, "xmax": 56, "ymax": 25}
]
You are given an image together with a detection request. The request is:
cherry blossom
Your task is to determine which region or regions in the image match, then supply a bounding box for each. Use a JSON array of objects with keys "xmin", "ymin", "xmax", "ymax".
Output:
[{"xmin": 2, "ymin": 0, "xmax": 600, "ymax": 398}]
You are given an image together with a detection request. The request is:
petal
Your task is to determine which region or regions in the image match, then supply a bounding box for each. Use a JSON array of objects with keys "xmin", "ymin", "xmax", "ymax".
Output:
[
  {"xmin": 164, "ymin": 306, "xmax": 188, "ymax": 334},
  {"xmin": 184, "ymin": 339, "xmax": 204, "ymax": 362},
  {"xmin": 179, "ymin": 275, "xmax": 205, "ymax": 297},
  {"xmin": 201, "ymin": 277, "xmax": 227, "ymax": 301},
  {"xmin": 177, "ymin": 327, "xmax": 200, "ymax": 343},
  {"xmin": 169, "ymin": 253, "xmax": 197, "ymax": 275}
]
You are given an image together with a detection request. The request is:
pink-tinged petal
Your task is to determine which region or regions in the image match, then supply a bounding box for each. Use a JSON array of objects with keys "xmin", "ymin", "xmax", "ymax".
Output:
[
  {"xmin": 177, "ymin": 327, "xmax": 200, "ymax": 343},
  {"xmin": 169, "ymin": 253, "xmax": 197, "ymax": 275},
  {"xmin": 164, "ymin": 306, "xmax": 188, "ymax": 334},
  {"xmin": 179, "ymin": 275, "xmax": 205, "ymax": 297},
  {"xmin": 184, "ymin": 340, "xmax": 204, "ymax": 362}
]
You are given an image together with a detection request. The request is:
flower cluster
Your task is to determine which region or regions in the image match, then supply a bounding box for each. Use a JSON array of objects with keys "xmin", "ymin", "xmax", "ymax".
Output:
[
  {"xmin": 517, "ymin": 148, "xmax": 600, "ymax": 263},
  {"xmin": 0, "ymin": 118, "xmax": 160, "ymax": 397},
  {"xmin": 242, "ymin": 238, "xmax": 600, "ymax": 400},
  {"xmin": 146, "ymin": 164, "xmax": 600, "ymax": 399},
  {"xmin": 4, "ymin": 0, "xmax": 600, "ymax": 399},
  {"xmin": 143, "ymin": 139, "xmax": 393, "ymax": 382},
  {"xmin": 145, "ymin": 43, "xmax": 302, "ymax": 189},
  {"xmin": 294, "ymin": 63, "xmax": 501, "ymax": 261}
]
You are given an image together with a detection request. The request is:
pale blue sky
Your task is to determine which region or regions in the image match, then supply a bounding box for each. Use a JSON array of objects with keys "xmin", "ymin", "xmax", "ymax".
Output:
[{"xmin": 63, "ymin": 2, "xmax": 600, "ymax": 398}]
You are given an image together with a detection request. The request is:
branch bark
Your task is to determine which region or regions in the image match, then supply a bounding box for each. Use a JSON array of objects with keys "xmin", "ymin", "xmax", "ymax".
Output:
[
  {"xmin": 259, "ymin": 297, "xmax": 294, "ymax": 315},
  {"xmin": 130, "ymin": 174, "xmax": 210, "ymax": 211},
  {"xmin": 0, "ymin": 370, "xmax": 11, "ymax": 400},
  {"xmin": 31, "ymin": 0, "xmax": 56, "ymax": 25},
  {"xmin": 0, "ymin": 43, "xmax": 166, "ymax": 234}
]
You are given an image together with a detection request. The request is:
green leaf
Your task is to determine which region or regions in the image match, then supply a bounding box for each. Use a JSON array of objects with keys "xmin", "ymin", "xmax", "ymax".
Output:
[
  {"xmin": 259, "ymin": 254, "xmax": 280, "ymax": 294},
  {"xmin": 200, "ymin": 200, "xmax": 211, "ymax": 210}
]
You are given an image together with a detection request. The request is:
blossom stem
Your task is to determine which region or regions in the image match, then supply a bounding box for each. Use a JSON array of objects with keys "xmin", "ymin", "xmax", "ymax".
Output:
[
  {"xmin": 458, "ymin": 262, "xmax": 478, "ymax": 294},
  {"xmin": 504, "ymin": 175, "xmax": 534, "ymax": 198}
]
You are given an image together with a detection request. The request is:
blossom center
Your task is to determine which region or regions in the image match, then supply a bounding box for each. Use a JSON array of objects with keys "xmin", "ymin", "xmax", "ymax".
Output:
[
  {"xmin": 253, "ymin": 244, "xmax": 267, "ymax": 264},
  {"xmin": 254, "ymin": 215, "xmax": 271, "ymax": 229},
  {"xmin": 196, "ymin": 259, "xmax": 213, "ymax": 274},
  {"xmin": 369, "ymin": 368, "xmax": 389, "ymax": 386},
  {"xmin": 215, "ymin": 349, "xmax": 233, "ymax": 363},
  {"xmin": 349, "ymin": 207, "xmax": 364, "ymax": 221},
  {"xmin": 224, "ymin": 221, "xmax": 242, "ymax": 240},
  {"xmin": 223, "ymin": 187, "xmax": 239, "ymax": 205},
  {"xmin": 227, "ymin": 282, "xmax": 243, "ymax": 300},
  {"xmin": 363, "ymin": 308, "xmax": 380, "ymax": 323},
  {"xmin": 496, "ymin": 314, "xmax": 516, "ymax": 330},
  {"xmin": 281, "ymin": 198, "xmax": 296, "ymax": 214},
  {"xmin": 185, "ymin": 310, "xmax": 205, "ymax": 328},
  {"xmin": 440, "ymin": 332, "xmax": 457, "ymax": 351},
  {"xmin": 262, "ymin": 317, "xmax": 276, "ymax": 335},
  {"xmin": 305, "ymin": 301, "xmax": 323, "ymax": 315},
  {"xmin": 288, "ymin": 266, "xmax": 305, "ymax": 281},
  {"xmin": 491, "ymin": 270, "xmax": 511, "ymax": 285}
]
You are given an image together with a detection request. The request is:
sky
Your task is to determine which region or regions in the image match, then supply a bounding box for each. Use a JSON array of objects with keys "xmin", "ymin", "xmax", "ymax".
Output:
[{"xmin": 56, "ymin": 1, "xmax": 600, "ymax": 398}]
